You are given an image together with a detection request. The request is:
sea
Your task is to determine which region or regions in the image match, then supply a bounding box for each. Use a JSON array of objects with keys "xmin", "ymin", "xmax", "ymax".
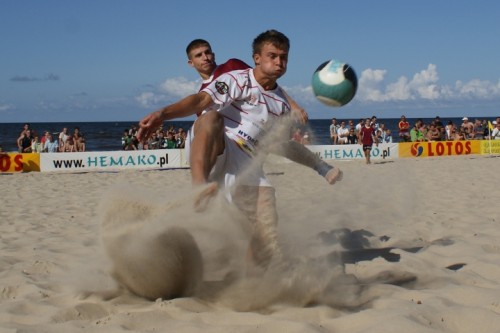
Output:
[{"xmin": 0, "ymin": 117, "xmax": 494, "ymax": 152}]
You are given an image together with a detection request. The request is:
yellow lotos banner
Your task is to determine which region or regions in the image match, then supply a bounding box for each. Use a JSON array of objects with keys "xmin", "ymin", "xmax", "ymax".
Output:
[
  {"xmin": 399, "ymin": 141, "xmax": 481, "ymax": 158},
  {"xmin": 480, "ymin": 140, "xmax": 500, "ymax": 155},
  {"xmin": 0, "ymin": 153, "xmax": 41, "ymax": 172}
]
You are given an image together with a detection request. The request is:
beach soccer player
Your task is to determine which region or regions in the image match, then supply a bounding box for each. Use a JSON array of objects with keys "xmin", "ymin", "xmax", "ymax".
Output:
[
  {"xmin": 359, "ymin": 118, "xmax": 378, "ymax": 164},
  {"xmin": 137, "ymin": 30, "xmax": 341, "ymax": 269},
  {"xmin": 184, "ymin": 38, "xmax": 341, "ymax": 185}
]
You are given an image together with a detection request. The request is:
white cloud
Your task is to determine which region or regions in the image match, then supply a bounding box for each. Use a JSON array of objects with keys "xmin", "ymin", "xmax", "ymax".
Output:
[
  {"xmin": 135, "ymin": 68, "xmax": 500, "ymax": 114},
  {"xmin": 159, "ymin": 77, "xmax": 199, "ymax": 97},
  {"xmin": 0, "ymin": 103, "xmax": 14, "ymax": 112},
  {"xmin": 455, "ymin": 79, "xmax": 500, "ymax": 98},
  {"xmin": 356, "ymin": 64, "xmax": 500, "ymax": 103},
  {"xmin": 135, "ymin": 92, "xmax": 162, "ymax": 108},
  {"xmin": 135, "ymin": 77, "xmax": 200, "ymax": 109}
]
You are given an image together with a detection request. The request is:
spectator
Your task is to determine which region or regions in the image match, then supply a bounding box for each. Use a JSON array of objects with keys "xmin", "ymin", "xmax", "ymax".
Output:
[
  {"xmin": 426, "ymin": 124, "xmax": 441, "ymax": 141},
  {"xmin": 410, "ymin": 123, "xmax": 424, "ymax": 142},
  {"xmin": 434, "ymin": 116, "xmax": 445, "ymax": 140},
  {"xmin": 164, "ymin": 132, "xmax": 177, "ymax": 149},
  {"xmin": 63, "ymin": 136, "xmax": 76, "ymax": 152},
  {"xmin": 337, "ymin": 121, "xmax": 349, "ymax": 144},
  {"xmin": 147, "ymin": 133, "xmax": 160, "ymax": 150},
  {"xmin": 383, "ymin": 129, "xmax": 393, "ymax": 143},
  {"xmin": 58, "ymin": 127, "xmax": 70, "ymax": 152},
  {"xmin": 31, "ymin": 135, "xmax": 43, "ymax": 153},
  {"xmin": 17, "ymin": 129, "xmax": 33, "ymax": 153},
  {"xmin": 370, "ymin": 116, "xmax": 380, "ymax": 133},
  {"xmin": 329, "ymin": 118, "xmax": 339, "ymax": 144},
  {"xmin": 346, "ymin": 128, "xmax": 357, "ymax": 144},
  {"xmin": 122, "ymin": 129, "xmax": 130, "ymax": 149},
  {"xmin": 73, "ymin": 127, "xmax": 86, "ymax": 151},
  {"xmin": 461, "ymin": 117, "xmax": 474, "ymax": 138},
  {"xmin": 19, "ymin": 123, "xmax": 31, "ymax": 138},
  {"xmin": 445, "ymin": 121, "xmax": 455, "ymax": 141},
  {"xmin": 472, "ymin": 119, "xmax": 484, "ymax": 140},
  {"xmin": 122, "ymin": 130, "xmax": 137, "ymax": 150},
  {"xmin": 455, "ymin": 128, "xmax": 467, "ymax": 141},
  {"xmin": 176, "ymin": 128, "xmax": 186, "ymax": 148},
  {"xmin": 43, "ymin": 133, "xmax": 59, "ymax": 152},
  {"xmin": 491, "ymin": 121, "xmax": 500, "ymax": 140},
  {"xmin": 376, "ymin": 129, "xmax": 383, "ymax": 143}
]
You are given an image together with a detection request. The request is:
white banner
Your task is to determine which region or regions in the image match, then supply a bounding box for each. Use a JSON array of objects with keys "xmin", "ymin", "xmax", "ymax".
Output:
[
  {"xmin": 306, "ymin": 143, "xmax": 399, "ymax": 160},
  {"xmin": 40, "ymin": 149, "xmax": 183, "ymax": 172}
]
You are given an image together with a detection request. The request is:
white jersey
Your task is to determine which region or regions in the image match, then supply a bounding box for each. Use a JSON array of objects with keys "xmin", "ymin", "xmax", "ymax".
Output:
[{"xmin": 202, "ymin": 68, "xmax": 291, "ymax": 155}]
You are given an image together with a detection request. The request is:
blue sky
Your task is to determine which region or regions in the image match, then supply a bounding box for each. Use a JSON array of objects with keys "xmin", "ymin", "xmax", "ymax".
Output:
[{"xmin": 1, "ymin": 0, "xmax": 499, "ymax": 122}]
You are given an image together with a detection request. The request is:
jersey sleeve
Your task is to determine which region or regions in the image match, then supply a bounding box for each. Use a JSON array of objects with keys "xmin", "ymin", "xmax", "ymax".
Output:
[{"xmin": 201, "ymin": 70, "xmax": 247, "ymax": 112}]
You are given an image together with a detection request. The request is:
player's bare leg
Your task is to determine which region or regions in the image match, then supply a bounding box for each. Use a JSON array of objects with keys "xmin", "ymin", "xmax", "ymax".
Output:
[
  {"xmin": 233, "ymin": 185, "xmax": 281, "ymax": 274},
  {"xmin": 190, "ymin": 111, "xmax": 225, "ymax": 211},
  {"xmin": 323, "ymin": 166, "xmax": 343, "ymax": 184},
  {"xmin": 269, "ymin": 140, "xmax": 342, "ymax": 185}
]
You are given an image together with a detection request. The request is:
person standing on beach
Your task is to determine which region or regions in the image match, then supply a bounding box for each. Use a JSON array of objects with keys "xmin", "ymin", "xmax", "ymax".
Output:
[
  {"xmin": 359, "ymin": 118, "xmax": 378, "ymax": 164},
  {"xmin": 138, "ymin": 30, "xmax": 342, "ymax": 269},
  {"xmin": 184, "ymin": 38, "xmax": 340, "ymax": 185}
]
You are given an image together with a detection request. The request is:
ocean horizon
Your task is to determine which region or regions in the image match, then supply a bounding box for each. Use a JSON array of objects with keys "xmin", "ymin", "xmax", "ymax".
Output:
[{"xmin": 1, "ymin": 116, "xmax": 496, "ymax": 153}]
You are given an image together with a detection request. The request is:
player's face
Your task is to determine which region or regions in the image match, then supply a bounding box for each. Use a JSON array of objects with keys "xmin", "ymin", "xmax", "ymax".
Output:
[
  {"xmin": 254, "ymin": 42, "xmax": 288, "ymax": 80},
  {"xmin": 188, "ymin": 45, "xmax": 216, "ymax": 77}
]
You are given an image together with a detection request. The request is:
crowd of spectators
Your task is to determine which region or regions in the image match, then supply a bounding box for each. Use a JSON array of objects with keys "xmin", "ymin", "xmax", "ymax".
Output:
[
  {"xmin": 121, "ymin": 124, "xmax": 187, "ymax": 150},
  {"xmin": 6, "ymin": 116, "xmax": 499, "ymax": 154},
  {"xmin": 16, "ymin": 123, "xmax": 86, "ymax": 153},
  {"xmin": 403, "ymin": 116, "xmax": 500, "ymax": 142},
  {"xmin": 300, "ymin": 115, "xmax": 500, "ymax": 146}
]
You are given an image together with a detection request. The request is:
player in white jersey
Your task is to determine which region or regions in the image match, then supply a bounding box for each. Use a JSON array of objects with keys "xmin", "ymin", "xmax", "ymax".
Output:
[
  {"xmin": 138, "ymin": 30, "xmax": 342, "ymax": 269},
  {"xmin": 186, "ymin": 38, "xmax": 341, "ymax": 185}
]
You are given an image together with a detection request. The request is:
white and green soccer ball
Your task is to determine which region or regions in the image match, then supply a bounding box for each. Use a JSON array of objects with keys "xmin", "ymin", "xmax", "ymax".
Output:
[{"xmin": 311, "ymin": 59, "xmax": 358, "ymax": 107}]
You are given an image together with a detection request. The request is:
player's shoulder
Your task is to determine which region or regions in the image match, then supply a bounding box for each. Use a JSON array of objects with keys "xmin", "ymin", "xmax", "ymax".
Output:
[{"xmin": 214, "ymin": 58, "xmax": 251, "ymax": 77}]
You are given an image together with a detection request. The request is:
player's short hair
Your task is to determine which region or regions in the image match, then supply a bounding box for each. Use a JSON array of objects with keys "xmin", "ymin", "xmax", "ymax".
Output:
[
  {"xmin": 252, "ymin": 29, "xmax": 289, "ymax": 55},
  {"xmin": 186, "ymin": 39, "xmax": 211, "ymax": 58}
]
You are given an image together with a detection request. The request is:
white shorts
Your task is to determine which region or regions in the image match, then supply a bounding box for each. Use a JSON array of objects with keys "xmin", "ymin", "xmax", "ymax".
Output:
[{"xmin": 186, "ymin": 126, "xmax": 271, "ymax": 201}]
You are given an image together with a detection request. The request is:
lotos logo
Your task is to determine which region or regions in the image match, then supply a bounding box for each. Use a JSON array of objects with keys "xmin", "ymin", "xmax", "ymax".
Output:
[
  {"xmin": 411, "ymin": 143, "xmax": 424, "ymax": 157},
  {"xmin": 409, "ymin": 141, "xmax": 473, "ymax": 157},
  {"xmin": 0, "ymin": 153, "xmax": 24, "ymax": 172}
]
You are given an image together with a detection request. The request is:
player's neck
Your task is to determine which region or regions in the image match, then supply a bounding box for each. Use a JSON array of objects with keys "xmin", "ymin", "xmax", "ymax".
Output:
[{"xmin": 253, "ymin": 69, "xmax": 278, "ymax": 90}]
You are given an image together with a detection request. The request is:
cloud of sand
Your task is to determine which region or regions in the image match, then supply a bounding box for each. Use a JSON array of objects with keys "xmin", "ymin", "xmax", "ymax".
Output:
[{"xmin": 92, "ymin": 115, "xmax": 422, "ymax": 312}]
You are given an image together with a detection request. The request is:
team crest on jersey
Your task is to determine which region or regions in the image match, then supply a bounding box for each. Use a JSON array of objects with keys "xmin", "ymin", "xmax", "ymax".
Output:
[{"xmin": 215, "ymin": 81, "xmax": 229, "ymax": 94}]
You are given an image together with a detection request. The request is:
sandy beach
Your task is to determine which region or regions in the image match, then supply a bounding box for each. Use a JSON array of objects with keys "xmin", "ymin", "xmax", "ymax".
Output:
[{"xmin": 1, "ymin": 154, "xmax": 500, "ymax": 333}]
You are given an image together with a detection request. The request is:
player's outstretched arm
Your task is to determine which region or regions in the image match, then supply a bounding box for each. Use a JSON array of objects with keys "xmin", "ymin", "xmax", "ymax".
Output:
[{"xmin": 137, "ymin": 92, "xmax": 213, "ymax": 142}]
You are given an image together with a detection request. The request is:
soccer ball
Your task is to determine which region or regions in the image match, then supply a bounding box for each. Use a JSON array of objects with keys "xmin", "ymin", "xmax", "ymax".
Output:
[{"xmin": 311, "ymin": 59, "xmax": 358, "ymax": 107}]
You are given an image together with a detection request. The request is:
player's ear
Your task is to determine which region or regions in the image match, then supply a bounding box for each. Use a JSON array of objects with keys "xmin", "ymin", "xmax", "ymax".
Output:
[
  {"xmin": 253, "ymin": 53, "xmax": 260, "ymax": 66},
  {"xmin": 187, "ymin": 59, "xmax": 194, "ymax": 67}
]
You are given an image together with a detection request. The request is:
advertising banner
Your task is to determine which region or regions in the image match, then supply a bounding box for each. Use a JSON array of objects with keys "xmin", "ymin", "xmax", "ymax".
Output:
[
  {"xmin": 306, "ymin": 143, "xmax": 399, "ymax": 160},
  {"xmin": 40, "ymin": 149, "xmax": 183, "ymax": 172},
  {"xmin": 480, "ymin": 140, "xmax": 500, "ymax": 155},
  {"xmin": 399, "ymin": 141, "xmax": 480, "ymax": 158},
  {"xmin": 0, "ymin": 153, "xmax": 40, "ymax": 173}
]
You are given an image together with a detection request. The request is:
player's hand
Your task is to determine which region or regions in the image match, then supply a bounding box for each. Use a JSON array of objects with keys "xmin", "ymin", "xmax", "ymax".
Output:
[
  {"xmin": 137, "ymin": 110, "xmax": 163, "ymax": 142},
  {"xmin": 291, "ymin": 108, "xmax": 308, "ymax": 124}
]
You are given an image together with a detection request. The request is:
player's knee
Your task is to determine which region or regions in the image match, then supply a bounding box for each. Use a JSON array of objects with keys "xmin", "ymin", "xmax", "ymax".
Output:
[{"xmin": 196, "ymin": 111, "xmax": 224, "ymax": 134}]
